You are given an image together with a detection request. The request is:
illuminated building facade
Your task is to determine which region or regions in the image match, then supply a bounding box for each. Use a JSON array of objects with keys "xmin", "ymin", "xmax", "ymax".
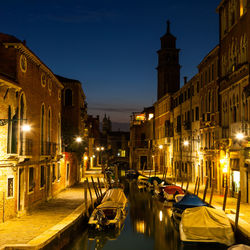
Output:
[
  {"xmin": 129, "ymin": 106, "xmax": 154, "ymax": 170},
  {"xmin": 0, "ymin": 33, "xmax": 64, "ymax": 221},
  {"xmin": 57, "ymin": 75, "xmax": 88, "ymax": 182},
  {"xmin": 131, "ymin": 0, "xmax": 250, "ymax": 202}
]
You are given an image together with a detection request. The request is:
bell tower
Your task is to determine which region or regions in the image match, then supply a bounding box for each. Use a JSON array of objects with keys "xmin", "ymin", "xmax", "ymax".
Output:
[{"xmin": 157, "ymin": 21, "xmax": 180, "ymax": 100}]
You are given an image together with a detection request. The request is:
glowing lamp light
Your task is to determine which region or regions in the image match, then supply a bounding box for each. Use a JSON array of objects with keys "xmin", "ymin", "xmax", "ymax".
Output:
[
  {"xmin": 96, "ymin": 147, "xmax": 100, "ymax": 151},
  {"xmin": 159, "ymin": 210, "xmax": 163, "ymax": 222},
  {"xmin": 101, "ymin": 147, "xmax": 104, "ymax": 151},
  {"xmin": 220, "ymin": 158, "xmax": 226, "ymax": 164},
  {"xmin": 117, "ymin": 152, "xmax": 121, "ymax": 156},
  {"xmin": 76, "ymin": 137, "xmax": 82, "ymax": 143},
  {"xmin": 93, "ymin": 155, "xmax": 96, "ymax": 158},
  {"xmin": 183, "ymin": 140, "xmax": 189, "ymax": 146},
  {"xmin": 236, "ymin": 132, "xmax": 244, "ymax": 140},
  {"xmin": 159, "ymin": 145, "xmax": 163, "ymax": 149},
  {"xmin": 148, "ymin": 113, "xmax": 154, "ymax": 120},
  {"xmin": 222, "ymin": 165, "xmax": 228, "ymax": 173},
  {"xmin": 22, "ymin": 124, "xmax": 31, "ymax": 132},
  {"xmin": 84, "ymin": 156, "xmax": 88, "ymax": 160}
]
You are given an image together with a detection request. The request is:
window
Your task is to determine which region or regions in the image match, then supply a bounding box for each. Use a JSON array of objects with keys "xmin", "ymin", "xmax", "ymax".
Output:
[
  {"xmin": 52, "ymin": 164, "xmax": 56, "ymax": 182},
  {"xmin": 7, "ymin": 177, "xmax": 14, "ymax": 198},
  {"xmin": 29, "ymin": 167, "xmax": 35, "ymax": 192},
  {"xmin": 195, "ymin": 107, "xmax": 199, "ymax": 121},
  {"xmin": 40, "ymin": 165, "xmax": 45, "ymax": 188},
  {"xmin": 41, "ymin": 105, "xmax": 45, "ymax": 155},
  {"xmin": 197, "ymin": 81, "xmax": 199, "ymax": 93},
  {"xmin": 65, "ymin": 89, "xmax": 73, "ymax": 106},
  {"xmin": 57, "ymin": 163, "xmax": 61, "ymax": 181}
]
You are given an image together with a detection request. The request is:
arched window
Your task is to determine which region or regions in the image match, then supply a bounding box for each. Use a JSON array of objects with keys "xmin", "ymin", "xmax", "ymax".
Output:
[
  {"xmin": 41, "ymin": 104, "xmax": 45, "ymax": 154},
  {"xmin": 65, "ymin": 89, "xmax": 72, "ymax": 106},
  {"xmin": 48, "ymin": 108, "xmax": 51, "ymax": 154},
  {"xmin": 20, "ymin": 94, "xmax": 25, "ymax": 154},
  {"xmin": 7, "ymin": 106, "xmax": 11, "ymax": 153}
]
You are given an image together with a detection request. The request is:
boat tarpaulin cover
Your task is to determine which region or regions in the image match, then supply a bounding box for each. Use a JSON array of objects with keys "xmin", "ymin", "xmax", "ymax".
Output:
[
  {"xmin": 228, "ymin": 245, "xmax": 250, "ymax": 250},
  {"xmin": 164, "ymin": 185, "xmax": 184, "ymax": 194},
  {"xmin": 180, "ymin": 206, "xmax": 235, "ymax": 246},
  {"xmin": 173, "ymin": 193, "xmax": 207, "ymax": 210},
  {"xmin": 101, "ymin": 188, "xmax": 127, "ymax": 206}
]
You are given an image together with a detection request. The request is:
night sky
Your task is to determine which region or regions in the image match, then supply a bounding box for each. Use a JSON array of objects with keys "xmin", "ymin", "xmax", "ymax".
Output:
[{"xmin": 1, "ymin": 0, "xmax": 221, "ymax": 130}]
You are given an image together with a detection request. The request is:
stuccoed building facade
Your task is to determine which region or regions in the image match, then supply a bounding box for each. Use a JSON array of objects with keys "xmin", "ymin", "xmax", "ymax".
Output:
[{"xmin": 131, "ymin": 0, "xmax": 250, "ymax": 203}]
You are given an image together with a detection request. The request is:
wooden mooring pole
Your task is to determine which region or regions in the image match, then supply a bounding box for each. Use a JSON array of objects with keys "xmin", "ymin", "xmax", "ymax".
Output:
[
  {"xmin": 91, "ymin": 176, "xmax": 100, "ymax": 201},
  {"xmin": 185, "ymin": 179, "xmax": 189, "ymax": 193},
  {"xmin": 196, "ymin": 177, "xmax": 200, "ymax": 196},
  {"xmin": 86, "ymin": 178, "xmax": 94, "ymax": 209},
  {"xmin": 194, "ymin": 176, "xmax": 198, "ymax": 195},
  {"xmin": 84, "ymin": 181, "xmax": 89, "ymax": 216},
  {"xmin": 235, "ymin": 190, "xmax": 241, "ymax": 232},
  {"xmin": 203, "ymin": 177, "xmax": 209, "ymax": 202},
  {"xmin": 97, "ymin": 177, "xmax": 103, "ymax": 198},
  {"xmin": 209, "ymin": 179, "xmax": 215, "ymax": 205},
  {"xmin": 222, "ymin": 185, "xmax": 228, "ymax": 211}
]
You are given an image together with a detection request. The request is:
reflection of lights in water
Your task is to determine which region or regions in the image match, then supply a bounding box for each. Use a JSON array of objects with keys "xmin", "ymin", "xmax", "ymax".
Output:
[
  {"xmin": 159, "ymin": 210, "xmax": 163, "ymax": 222},
  {"xmin": 135, "ymin": 220, "xmax": 145, "ymax": 233}
]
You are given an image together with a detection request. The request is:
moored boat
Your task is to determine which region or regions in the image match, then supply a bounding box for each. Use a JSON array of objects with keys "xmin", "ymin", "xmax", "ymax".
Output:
[
  {"xmin": 88, "ymin": 188, "xmax": 128, "ymax": 230},
  {"xmin": 163, "ymin": 185, "xmax": 184, "ymax": 201},
  {"xmin": 172, "ymin": 193, "xmax": 208, "ymax": 223},
  {"xmin": 180, "ymin": 206, "xmax": 235, "ymax": 246}
]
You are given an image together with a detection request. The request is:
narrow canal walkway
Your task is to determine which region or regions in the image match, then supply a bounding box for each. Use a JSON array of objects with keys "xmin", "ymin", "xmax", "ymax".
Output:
[{"xmin": 0, "ymin": 181, "xmax": 99, "ymax": 249}]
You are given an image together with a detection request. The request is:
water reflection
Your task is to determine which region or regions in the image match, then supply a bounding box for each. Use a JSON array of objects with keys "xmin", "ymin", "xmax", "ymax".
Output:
[{"xmin": 65, "ymin": 181, "xmax": 227, "ymax": 250}]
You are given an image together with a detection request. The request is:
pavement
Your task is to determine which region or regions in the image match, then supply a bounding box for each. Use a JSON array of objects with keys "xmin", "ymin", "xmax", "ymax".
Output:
[{"xmin": 0, "ymin": 169, "xmax": 105, "ymax": 250}]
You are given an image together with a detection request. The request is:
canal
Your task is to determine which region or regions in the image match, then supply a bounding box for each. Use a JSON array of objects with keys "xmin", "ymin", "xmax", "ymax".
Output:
[{"xmin": 64, "ymin": 181, "xmax": 228, "ymax": 250}]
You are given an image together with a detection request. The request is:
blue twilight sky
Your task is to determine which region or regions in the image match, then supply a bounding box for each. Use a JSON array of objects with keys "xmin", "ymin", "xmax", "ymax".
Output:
[{"xmin": 0, "ymin": 0, "xmax": 221, "ymax": 129}]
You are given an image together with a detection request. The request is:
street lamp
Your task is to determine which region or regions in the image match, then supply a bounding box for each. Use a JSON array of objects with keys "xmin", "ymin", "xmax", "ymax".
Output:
[
  {"xmin": 21, "ymin": 124, "xmax": 31, "ymax": 132},
  {"xmin": 236, "ymin": 132, "xmax": 244, "ymax": 140},
  {"xmin": 76, "ymin": 137, "xmax": 82, "ymax": 143},
  {"xmin": 183, "ymin": 140, "xmax": 189, "ymax": 146}
]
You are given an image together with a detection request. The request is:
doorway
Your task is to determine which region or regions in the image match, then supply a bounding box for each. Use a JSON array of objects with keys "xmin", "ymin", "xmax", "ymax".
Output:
[
  {"xmin": 47, "ymin": 165, "xmax": 51, "ymax": 198},
  {"xmin": 18, "ymin": 168, "xmax": 25, "ymax": 212}
]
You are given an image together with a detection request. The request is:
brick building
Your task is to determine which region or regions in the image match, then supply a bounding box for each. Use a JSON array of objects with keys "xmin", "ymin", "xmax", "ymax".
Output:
[
  {"xmin": 57, "ymin": 75, "xmax": 88, "ymax": 182},
  {"xmin": 0, "ymin": 33, "xmax": 64, "ymax": 221}
]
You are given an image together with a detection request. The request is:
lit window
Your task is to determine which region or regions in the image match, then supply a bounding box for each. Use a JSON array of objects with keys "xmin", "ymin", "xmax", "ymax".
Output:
[{"xmin": 7, "ymin": 177, "xmax": 14, "ymax": 198}]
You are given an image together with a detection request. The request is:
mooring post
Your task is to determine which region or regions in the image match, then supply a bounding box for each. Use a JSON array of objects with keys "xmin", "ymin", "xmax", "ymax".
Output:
[
  {"xmin": 84, "ymin": 181, "xmax": 89, "ymax": 216},
  {"xmin": 196, "ymin": 177, "xmax": 200, "ymax": 196},
  {"xmin": 181, "ymin": 177, "xmax": 184, "ymax": 189},
  {"xmin": 235, "ymin": 190, "xmax": 241, "ymax": 232},
  {"xmin": 185, "ymin": 178, "xmax": 189, "ymax": 193},
  {"xmin": 91, "ymin": 176, "xmax": 99, "ymax": 201},
  {"xmin": 194, "ymin": 176, "xmax": 198, "ymax": 194},
  {"xmin": 203, "ymin": 177, "xmax": 209, "ymax": 202},
  {"xmin": 209, "ymin": 179, "xmax": 215, "ymax": 205},
  {"xmin": 222, "ymin": 185, "xmax": 228, "ymax": 211},
  {"xmin": 97, "ymin": 177, "xmax": 103, "ymax": 197},
  {"xmin": 86, "ymin": 178, "xmax": 94, "ymax": 209}
]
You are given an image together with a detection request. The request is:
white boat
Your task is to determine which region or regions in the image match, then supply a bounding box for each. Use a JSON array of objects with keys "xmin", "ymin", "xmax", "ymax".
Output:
[
  {"xmin": 180, "ymin": 206, "xmax": 235, "ymax": 246},
  {"xmin": 88, "ymin": 188, "xmax": 128, "ymax": 230}
]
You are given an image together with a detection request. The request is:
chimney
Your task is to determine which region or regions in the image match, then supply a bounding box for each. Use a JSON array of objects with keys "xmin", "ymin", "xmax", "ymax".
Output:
[{"xmin": 184, "ymin": 76, "xmax": 187, "ymax": 85}]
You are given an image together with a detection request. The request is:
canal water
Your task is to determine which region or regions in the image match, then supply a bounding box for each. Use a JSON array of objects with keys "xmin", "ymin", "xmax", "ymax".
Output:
[{"xmin": 64, "ymin": 181, "xmax": 228, "ymax": 250}]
